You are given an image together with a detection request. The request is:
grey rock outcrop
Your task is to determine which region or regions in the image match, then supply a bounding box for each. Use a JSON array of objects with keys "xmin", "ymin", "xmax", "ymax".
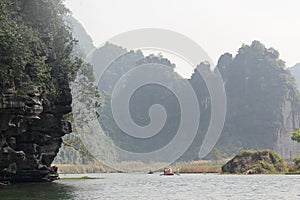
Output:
[{"xmin": 0, "ymin": 83, "xmax": 72, "ymax": 182}]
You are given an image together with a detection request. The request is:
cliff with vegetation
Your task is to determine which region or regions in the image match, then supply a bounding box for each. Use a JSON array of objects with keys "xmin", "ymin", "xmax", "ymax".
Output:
[
  {"xmin": 215, "ymin": 41, "xmax": 300, "ymax": 160},
  {"xmin": 0, "ymin": 0, "xmax": 82, "ymax": 182},
  {"xmin": 53, "ymin": 16, "xmax": 97, "ymax": 165}
]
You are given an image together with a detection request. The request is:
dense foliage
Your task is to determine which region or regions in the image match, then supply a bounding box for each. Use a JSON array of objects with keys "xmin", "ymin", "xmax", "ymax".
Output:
[
  {"xmin": 289, "ymin": 129, "xmax": 300, "ymax": 172},
  {"xmin": 0, "ymin": 0, "xmax": 80, "ymax": 92},
  {"xmin": 292, "ymin": 129, "xmax": 300, "ymax": 143}
]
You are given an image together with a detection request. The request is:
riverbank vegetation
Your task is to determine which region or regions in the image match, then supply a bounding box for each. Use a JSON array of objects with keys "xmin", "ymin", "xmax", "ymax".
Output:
[
  {"xmin": 173, "ymin": 160, "xmax": 225, "ymax": 173},
  {"xmin": 289, "ymin": 129, "xmax": 300, "ymax": 174},
  {"xmin": 221, "ymin": 150, "xmax": 288, "ymax": 174},
  {"xmin": 55, "ymin": 159, "xmax": 226, "ymax": 174},
  {"xmin": 55, "ymin": 148, "xmax": 300, "ymax": 175}
]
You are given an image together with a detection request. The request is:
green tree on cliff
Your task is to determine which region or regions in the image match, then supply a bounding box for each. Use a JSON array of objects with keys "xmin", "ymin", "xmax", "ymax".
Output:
[
  {"xmin": 291, "ymin": 129, "xmax": 300, "ymax": 171},
  {"xmin": 292, "ymin": 129, "xmax": 300, "ymax": 143}
]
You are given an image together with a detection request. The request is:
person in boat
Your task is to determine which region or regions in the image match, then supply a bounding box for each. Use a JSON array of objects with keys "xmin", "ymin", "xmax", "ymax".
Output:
[{"xmin": 164, "ymin": 167, "xmax": 174, "ymax": 175}]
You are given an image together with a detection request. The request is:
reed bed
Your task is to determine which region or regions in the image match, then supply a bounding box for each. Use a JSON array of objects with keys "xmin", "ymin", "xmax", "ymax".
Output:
[{"xmin": 54, "ymin": 159, "xmax": 227, "ymax": 174}]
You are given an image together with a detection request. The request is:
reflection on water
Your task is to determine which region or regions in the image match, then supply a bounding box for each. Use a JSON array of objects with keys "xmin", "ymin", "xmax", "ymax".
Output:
[
  {"xmin": 0, "ymin": 182, "xmax": 75, "ymax": 200},
  {"xmin": 1, "ymin": 173, "xmax": 300, "ymax": 200}
]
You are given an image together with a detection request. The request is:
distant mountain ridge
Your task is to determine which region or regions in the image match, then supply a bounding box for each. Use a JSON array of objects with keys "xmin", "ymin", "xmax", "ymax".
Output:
[
  {"xmin": 290, "ymin": 63, "xmax": 300, "ymax": 91},
  {"xmin": 65, "ymin": 15, "xmax": 95, "ymax": 57},
  {"xmin": 55, "ymin": 17, "xmax": 300, "ymax": 163},
  {"xmin": 93, "ymin": 41, "xmax": 300, "ymax": 161}
]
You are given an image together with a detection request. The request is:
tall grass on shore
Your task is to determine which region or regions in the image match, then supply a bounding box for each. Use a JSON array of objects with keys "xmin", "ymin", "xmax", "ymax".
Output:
[
  {"xmin": 54, "ymin": 159, "xmax": 227, "ymax": 174},
  {"xmin": 174, "ymin": 160, "xmax": 227, "ymax": 173},
  {"xmin": 55, "ymin": 163, "xmax": 117, "ymax": 174}
]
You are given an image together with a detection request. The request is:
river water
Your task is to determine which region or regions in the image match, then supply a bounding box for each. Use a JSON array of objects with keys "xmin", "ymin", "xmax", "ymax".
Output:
[{"xmin": 1, "ymin": 173, "xmax": 300, "ymax": 200}]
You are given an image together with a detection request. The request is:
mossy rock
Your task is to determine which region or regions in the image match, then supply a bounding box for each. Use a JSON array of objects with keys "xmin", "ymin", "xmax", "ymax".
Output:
[{"xmin": 221, "ymin": 150, "xmax": 288, "ymax": 174}]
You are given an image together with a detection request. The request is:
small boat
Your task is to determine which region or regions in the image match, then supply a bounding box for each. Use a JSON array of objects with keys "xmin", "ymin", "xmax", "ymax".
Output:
[
  {"xmin": 148, "ymin": 170, "xmax": 154, "ymax": 174},
  {"xmin": 163, "ymin": 168, "xmax": 174, "ymax": 175}
]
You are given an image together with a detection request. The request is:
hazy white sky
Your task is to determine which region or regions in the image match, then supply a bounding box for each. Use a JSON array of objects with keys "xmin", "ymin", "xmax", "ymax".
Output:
[{"xmin": 65, "ymin": 0, "xmax": 300, "ymax": 68}]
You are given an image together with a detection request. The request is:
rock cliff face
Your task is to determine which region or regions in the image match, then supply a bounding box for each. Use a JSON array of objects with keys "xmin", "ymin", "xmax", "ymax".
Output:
[
  {"xmin": 0, "ymin": 83, "xmax": 72, "ymax": 182},
  {"xmin": 277, "ymin": 89, "xmax": 300, "ymax": 161},
  {"xmin": 290, "ymin": 63, "xmax": 300, "ymax": 91}
]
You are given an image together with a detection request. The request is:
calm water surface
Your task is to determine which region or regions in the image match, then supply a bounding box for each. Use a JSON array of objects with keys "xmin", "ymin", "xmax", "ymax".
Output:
[{"xmin": 1, "ymin": 173, "xmax": 300, "ymax": 200}]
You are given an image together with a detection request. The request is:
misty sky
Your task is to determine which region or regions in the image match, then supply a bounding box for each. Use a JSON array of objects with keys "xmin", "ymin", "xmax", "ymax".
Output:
[{"xmin": 65, "ymin": 0, "xmax": 300, "ymax": 69}]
